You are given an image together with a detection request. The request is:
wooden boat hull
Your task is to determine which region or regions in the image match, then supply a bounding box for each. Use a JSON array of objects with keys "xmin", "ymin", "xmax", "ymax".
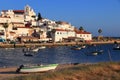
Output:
[{"xmin": 18, "ymin": 64, "xmax": 58, "ymax": 73}]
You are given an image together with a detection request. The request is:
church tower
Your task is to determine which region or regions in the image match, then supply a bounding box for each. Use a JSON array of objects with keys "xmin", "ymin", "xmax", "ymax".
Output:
[{"xmin": 24, "ymin": 5, "xmax": 36, "ymax": 21}]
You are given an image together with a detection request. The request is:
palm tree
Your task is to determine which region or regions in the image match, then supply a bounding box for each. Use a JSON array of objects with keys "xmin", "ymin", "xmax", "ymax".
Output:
[
  {"xmin": 98, "ymin": 28, "xmax": 103, "ymax": 41},
  {"xmin": 3, "ymin": 23, "xmax": 9, "ymax": 40}
]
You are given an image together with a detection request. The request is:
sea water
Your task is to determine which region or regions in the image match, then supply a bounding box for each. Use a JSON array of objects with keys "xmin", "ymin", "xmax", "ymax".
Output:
[{"xmin": 0, "ymin": 44, "xmax": 120, "ymax": 67}]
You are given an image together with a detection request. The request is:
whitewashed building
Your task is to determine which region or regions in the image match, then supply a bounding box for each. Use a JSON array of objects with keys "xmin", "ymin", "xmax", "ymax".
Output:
[
  {"xmin": 0, "ymin": 5, "xmax": 36, "ymax": 40},
  {"xmin": 51, "ymin": 29, "xmax": 75, "ymax": 42},
  {"xmin": 75, "ymin": 31, "xmax": 92, "ymax": 41},
  {"xmin": 0, "ymin": 5, "xmax": 92, "ymax": 42}
]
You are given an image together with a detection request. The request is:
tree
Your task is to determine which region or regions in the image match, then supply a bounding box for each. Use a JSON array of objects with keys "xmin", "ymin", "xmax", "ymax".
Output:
[
  {"xmin": 37, "ymin": 12, "xmax": 42, "ymax": 21},
  {"xmin": 98, "ymin": 28, "xmax": 103, "ymax": 41},
  {"xmin": 79, "ymin": 26, "xmax": 84, "ymax": 31},
  {"xmin": 3, "ymin": 23, "xmax": 9, "ymax": 40},
  {"xmin": 98, "ymin": 28, "xmax": 102, "ymax": 35}
]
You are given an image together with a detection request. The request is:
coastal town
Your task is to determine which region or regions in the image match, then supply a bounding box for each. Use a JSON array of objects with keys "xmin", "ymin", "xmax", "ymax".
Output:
[
  {"xmin": 0, "ymin": 5, "xmax": 92, "ymax": 44},
  {"xmin": 0, "ymin": 3, "xmax": 120, "ymax": 80}
]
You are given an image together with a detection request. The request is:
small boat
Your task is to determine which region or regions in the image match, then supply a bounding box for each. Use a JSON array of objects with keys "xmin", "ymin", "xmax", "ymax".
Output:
[
  {"xmin": 5, "ymin": 48, "xmax": 15, "ymax": 50},
  {"xmin": 24, "ymin": 53, "xmax": 33, "ymax": 57},
  {"xmin": 91, "ymin": 51, "xmax": 98, "ymax": 56},
  {"xmin": 85, "ymin": 51, "xmax": 98, "ymax": 56},
  {"xmin": 31, "ymin": 48, "xmax": 39, "ymax": 52},
  {"xmin": 71, "ymin": 46, "xmax": 81, "ymax": 50},
  {"xmin": 81, "ymin": 45, "xmax": 86, "ymax": 49},
  {"xmin": 97, "ymin": 50, "xmax": 104, "ymax": 54},
  {"xmin": 113, "ymin": 45, "xmax": 120, "ymax": 50},
  {"xmin": 38, "ymin": 46, "xmax": 46, "ymax": 49},
  {"xmin": 16, "ymin": 64, "xmax": 58, "ymax": 73}
]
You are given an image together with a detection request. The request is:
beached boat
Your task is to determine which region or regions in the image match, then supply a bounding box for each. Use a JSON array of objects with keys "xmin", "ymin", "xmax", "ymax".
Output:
[{"xmin": 16, "ymin": 64, "xmax": 58, "ymax": 73}]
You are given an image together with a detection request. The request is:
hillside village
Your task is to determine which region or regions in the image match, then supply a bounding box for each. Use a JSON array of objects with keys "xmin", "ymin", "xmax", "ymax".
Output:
[{"xmin": 0, "ymin": 5, "xmax": 92, "ymax": 43}]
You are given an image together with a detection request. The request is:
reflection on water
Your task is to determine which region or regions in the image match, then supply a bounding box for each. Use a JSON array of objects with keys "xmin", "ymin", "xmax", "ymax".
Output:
[{"xmin": 0, "ymin": 44, "xmax": 120, "ymax": 67}]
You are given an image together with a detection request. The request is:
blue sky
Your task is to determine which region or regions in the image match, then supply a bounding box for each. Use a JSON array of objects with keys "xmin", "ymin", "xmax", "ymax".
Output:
[{"xmin": 0, "ymin": 0, "xmax": 120, "ymax": 37}]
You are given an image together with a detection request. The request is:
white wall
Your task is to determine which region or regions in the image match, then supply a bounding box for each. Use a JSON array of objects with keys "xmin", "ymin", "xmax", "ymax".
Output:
[
  {"xmin": 76, "ymin": 34, "xmax": 92, "ymax": 41},
  {"xmin": 53, "ymin": 30, "xmax": 76, "ymax": 42}
]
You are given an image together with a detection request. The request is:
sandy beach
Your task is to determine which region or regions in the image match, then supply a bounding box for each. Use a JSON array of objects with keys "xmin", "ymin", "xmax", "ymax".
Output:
[
  {"xmin": 0, "ymin": 64, "xmax": 81, "ymax": 80},
  {"xmin": 1, "ymin": 63, "xmax": 120, "ymax": 80},
  {"xmin": 0, "ymin": 67, "xmax": 28, "ymax": 80}
]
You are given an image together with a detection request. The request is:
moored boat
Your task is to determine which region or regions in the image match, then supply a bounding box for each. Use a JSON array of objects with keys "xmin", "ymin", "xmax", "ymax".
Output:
[
  {"xmin": 31, "ymin": 48, "xmax": 39, "ymax": 52},
  {"xmin": 91, "ymin": 51, "xmax": 98, "ymax": 56},
  {"xmin": 97, "ymin": 50, "xmax": 104, "ymax": 54},
  {"xmin": 113, "ymin": 45, "xmax": 120, "ymax": 50},
  {"xmin": 38, "ymin": 46, "xmax": 46, "ymax": 49},
  {"xmin": 24, "ymin": 53, "xmax": 33, "ymax": 57},
  {"xmin": 16, "ymin": 64, "xmax": 58, "ymax": 73},
  {"xmin": 81, "ymin": 45, "xmax": 86, "ymax": 49},
  {"xmin": 71, "ymin": 45, "xmax": 81, "ymax": 50}
]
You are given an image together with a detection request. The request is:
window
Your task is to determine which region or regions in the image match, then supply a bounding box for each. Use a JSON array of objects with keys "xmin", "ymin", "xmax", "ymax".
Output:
[
  {"xmin": 12, "ymin": 27, "xmax": 17, "ymax": 30},
  {"xmin": 87, "ymin": 35, "xmax": 89, "ymax": 37},
  {"xmin": 57, "ymin": 32, "xmax": 59, "ymax": 34}
]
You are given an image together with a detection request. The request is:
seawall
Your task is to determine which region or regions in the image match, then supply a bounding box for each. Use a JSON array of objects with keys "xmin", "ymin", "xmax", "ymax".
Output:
[{"xmin": 0, "ymin": 40, "xmax": 120, "ymax": 48}]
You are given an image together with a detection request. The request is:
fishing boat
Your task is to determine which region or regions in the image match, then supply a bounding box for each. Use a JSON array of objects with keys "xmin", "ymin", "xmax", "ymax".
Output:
[
  {"xmin": 91, "ymin": 51, "xmax": 98, "ymax": 56},
  {"xmin": 16, "ymin": 64, "xmax": 58, "ymax": 73},
  {"xmin": 71, "ymin": 45, "xmax": 81, "ymax": 50},
  {"xmin": 97, "ymin": 50, "xmax": 104, "ymax": 54},
  {"xmin": 24, "ymin": 53, "xmax": 33, "ymax": 57},
  {"xmin": 113, "ymin": 45, "xmax": 120, "ymax": 50},
  {"xmin": 81, "ymin": 45, "xmax": 86, "ymax": 49},
  {"xmin": 31, "ymin": 48, "xmax": 39, "ymax": 52},
  {"xmin": 38, "ymin": 46, "xmax": 46, "ymax": 49}
]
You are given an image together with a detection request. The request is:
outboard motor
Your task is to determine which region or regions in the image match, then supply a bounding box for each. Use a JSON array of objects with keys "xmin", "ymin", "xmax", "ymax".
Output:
[{"xmin": 16, "ymin": 65, "xmax": 24, "ymax": 73}]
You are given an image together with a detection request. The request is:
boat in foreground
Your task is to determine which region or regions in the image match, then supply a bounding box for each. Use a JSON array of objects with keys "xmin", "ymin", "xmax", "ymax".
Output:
[{"xmin": 16, "ymin": 64, "xmax": 58, "ymax": 73}]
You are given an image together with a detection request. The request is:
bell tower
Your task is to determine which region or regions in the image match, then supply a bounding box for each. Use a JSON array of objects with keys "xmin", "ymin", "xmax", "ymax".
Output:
[
  {"xmin": 24, "ymin": 5, "xmax": 36, "ymax": 21},
  {"xmin": 25, "ymin": 5, "xmax": 30, "ymax": 16}
]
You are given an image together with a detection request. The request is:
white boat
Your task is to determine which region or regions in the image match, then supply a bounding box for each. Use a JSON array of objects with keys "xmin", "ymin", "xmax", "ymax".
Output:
[
  {"xmin": 16, "ymin": 64, "xmax": 58, "ymax": 73},
  {"xmin": 86, "ymin": 51, "xmax": 98, "ymax": 56},
  {"xmin": 38, "ymin": 46, "xmax": 46, "ymax": 49},
  {"xmin": 71, "ymin": 46, "xmax": 81, "ymax": 50},
  {"xmin": 113, "ymin": 45, "xmax": 120, "ymax": 50},
  {"xmin": 97, "ymin": 50, "xmax": 104, "ymax": 54},
  {"xmin": 91, "ymin": 51, "xmax": 98, "ymax": 56},
  {"xmin": 31, "ymin": 48, "xmax": 39, "ymax": 52},
  {"xmin": 5, "ymin": 48, "xmax": 15, "ymax": 50},
  {"xmin": 24, "ymin": 53, "xmax": 33, "ymax": 57},
  {"xmin": 81, "ymin": 45, "xmax": 86, "ymax": 49}
]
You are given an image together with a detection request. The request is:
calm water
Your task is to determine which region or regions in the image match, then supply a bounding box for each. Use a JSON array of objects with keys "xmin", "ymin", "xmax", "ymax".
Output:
[{"xmin": 0, "ymin": 44, "xmax": 120, "ymax": 67}]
